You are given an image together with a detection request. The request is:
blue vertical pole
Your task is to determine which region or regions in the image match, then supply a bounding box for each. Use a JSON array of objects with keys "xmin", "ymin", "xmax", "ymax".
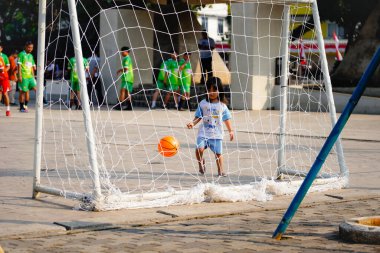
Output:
[{"xmin": 273, "ymin": 47, "xmax": 380, "ymax": 240}]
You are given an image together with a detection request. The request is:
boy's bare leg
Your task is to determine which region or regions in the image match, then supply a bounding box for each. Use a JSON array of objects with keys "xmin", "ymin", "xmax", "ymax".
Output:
[
  {"xmin": 3, "ymin": 93, "xmax": 9, "ymax": 107},
  {"xmin": 163, "ymin": 92, "xmax": 171, "ymax": 107},
  {"xmin": 151, "ymin": 89, "xmax": 159, "ymax": 104},
  {"xmin": 119, "ymin": 88, "xmax": 126, "ymax": 105},
  {"xmin": 25, "ymin": 91, "xmax": 30, "ymax": 105},
  {"xmin": 76, "ymin": 91, "xmax": 81, "ymax": 107},
  {"xmin": 196, "ymin": 148, "xmax": 206, "ymax": 174},
  {"xmin": 215, "ymin": 154, "xmax": 224, "ymax": 176},
  {"xmin": 19, "ymin": 91, "xmax": 24, "ymax": 104}
]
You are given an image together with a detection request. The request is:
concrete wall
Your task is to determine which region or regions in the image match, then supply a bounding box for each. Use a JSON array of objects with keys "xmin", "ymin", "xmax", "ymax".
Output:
[
  {"xmin": 100, "ymin": 9, "xmax": 154, "ymax": 104},
  {"xmin": 230, "ymin": 3, "xmax": 284, "ymax": 110}
]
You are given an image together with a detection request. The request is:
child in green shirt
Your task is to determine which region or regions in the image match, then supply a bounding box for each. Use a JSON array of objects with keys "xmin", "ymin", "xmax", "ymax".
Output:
[
  {"xmin": 67, "ymin": 56, "xmax": 89, "ymax": 110},
  {"xmin": 115, "ymin": 46, "xmax": 134, "ymax": 110},
  {"xmin": 163, "ymin": 51, "xmax": 180, "ymax": 109},
  {"xmin": 178, "ymin": 52, "xmax": 193, "ymax": 111}
]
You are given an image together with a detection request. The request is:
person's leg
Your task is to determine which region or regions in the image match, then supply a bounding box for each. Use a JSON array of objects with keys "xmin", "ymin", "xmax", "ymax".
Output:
[
  {"xmin": 19, "ymin": 90, "xmax": 25, "ymax": 111},
  {"xmin": 200, "ymin": 58, "xmax": 206, "ymax": 84},
  {"xmin": 69, "ymin": 89, "xmax": 74, "ymax": 109},
  {"xmin": 3, "ymin": 92, "xmax": 10, "ymax": 116},
  {"xmin": 9, "ymin": 81, "xmax": 16, "ymax": 105},
  {"xmin": 215, "ymin": 153, "xmax": 224, "ymax": 176},
  {"xmin": 163, "ymin": 91, "xmax": 171, "ymax": 108},
  {"xmin": 151, "ymin": 89, "xmax": 159, "ymax": 108},
  {"xmin": 195, "ymin": 148, "xmax": 206, "ymax": 174},
  {"xmin": 87, "ymin": 79, "xmax": 93, "ymax": 105},
  {"xmin": 205, "ymin": 57, "xmax": 213, "ymax": 82},
  {"xmin": 25, "ymin": 90, "xmax": 30, "ymax": 110},
  {"xmin": 208, "ymin": 139, "xmax": 225, "ymax": 176},
  {"xmin": 95, "ymin": 78, "xmax": 104, "ymax": 106},
  {"xmin": 125, "ymin": 89, "xmax": 132, "ymax": 110},
  {"xmin": 76, "ymin": 91, "xmax": 82, "ymax": 109},
  {"xmin": 116, "ymin": 88, "xmax": 126, "ymax": 110}
]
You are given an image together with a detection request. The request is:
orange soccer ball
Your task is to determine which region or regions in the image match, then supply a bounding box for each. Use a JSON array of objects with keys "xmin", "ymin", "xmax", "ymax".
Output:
[{"xmin": 158, "ymin": 136, "xmax": 179, "ymax": 157}]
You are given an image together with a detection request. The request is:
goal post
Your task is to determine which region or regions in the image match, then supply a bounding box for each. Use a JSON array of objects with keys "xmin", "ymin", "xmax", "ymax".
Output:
[{"xmin": 33, "ymin": 0, "xmax": 348, "ymax": 211}]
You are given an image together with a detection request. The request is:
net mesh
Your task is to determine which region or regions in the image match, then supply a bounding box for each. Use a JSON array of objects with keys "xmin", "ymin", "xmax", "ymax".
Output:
[{"xmin": 39, "ymin": 0, "xmax": 347, "ymax": 210}]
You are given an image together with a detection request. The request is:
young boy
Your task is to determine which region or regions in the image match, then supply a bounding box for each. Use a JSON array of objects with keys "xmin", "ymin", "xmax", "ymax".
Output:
[
  {"xmin": 0, "ymin": 44, "xmax": 11, "ymax": 116},
  {"xmin": 116, "ymin": 46, "xmax": 134, "ymax": 110},
  {"xmin": 178, "ymin": 52, "xmax": 193, "ymax": 111},
  {"xmin": 163, "ymin": 51, "xmax": 180, "ymax": 109},
  {"xmin": 67, "ymin": 55, "xmax": 89, "ymax": 110},
  {"xmin": 18, "ymin": 41, "xmax": 37, "ymax": 113},
  {"xmin": 187, "ymin": 77, "xmax": 233, "ymax": 177}
]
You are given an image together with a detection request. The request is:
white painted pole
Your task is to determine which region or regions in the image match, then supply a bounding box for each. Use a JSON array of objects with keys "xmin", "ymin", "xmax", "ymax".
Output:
[
  {"xmin": 312, "ymin": 0, "xmax": 348, "ymax": 177},
  {"xmin": 33, "ymin": 0, "xmax": 47, "ymax": 199},
  {"xmin": 68, "ymin": 0, "xmax": 102, "ymax": 199},
  {"xmin": 277, "ymin": 6, "xmax": 291, "ymax": 178}
]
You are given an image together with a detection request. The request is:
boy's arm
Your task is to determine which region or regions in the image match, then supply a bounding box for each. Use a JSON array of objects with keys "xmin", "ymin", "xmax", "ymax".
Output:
[
  {"xmin": 117, "ymin": 67, "xmax": 128, "ymax": 74},
  {"xmin": 17, "ymin": 63, "xmax": 22, "ymax": 82},
  {"xmin": 224, "ymin": 119, "xmax": 234, "ymax": 141},
  {"xmin": 164, "ymin": 71, "xmax": 168, "ymax": 84},
  {"xmin": 187, "ymin": 117, "xmax": 201, "ymax": 129}
]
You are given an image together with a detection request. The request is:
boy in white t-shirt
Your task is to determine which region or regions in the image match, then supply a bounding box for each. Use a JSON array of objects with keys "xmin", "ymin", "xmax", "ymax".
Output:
[{"xmin": 187, "ymin": 77, "xmax": 234, "ymax": 177}]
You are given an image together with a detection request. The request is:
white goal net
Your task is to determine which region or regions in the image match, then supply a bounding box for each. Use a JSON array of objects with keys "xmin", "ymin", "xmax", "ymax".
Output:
[{"xmin": 34, "ymin": 0, "xmax": 348, "ymax": 211}]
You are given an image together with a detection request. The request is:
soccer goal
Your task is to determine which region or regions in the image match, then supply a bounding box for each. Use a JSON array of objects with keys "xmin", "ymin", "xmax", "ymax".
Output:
[{"xmin": 33, "ymin": 0, "xmax": 348, "ymax": 211}]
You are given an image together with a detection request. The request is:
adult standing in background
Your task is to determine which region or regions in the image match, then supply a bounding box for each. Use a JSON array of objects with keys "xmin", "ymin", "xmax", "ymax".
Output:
[
  {"xmin": 8, "ymin": 50, "xmax": 19, "ymax": 106},
  {"xmin": 198, "ymin": 30, "xmax": 215, "ymax": 85},
  {"xmin": 87, "ymin": 53, "xmax": 104, "ymax": 106}
]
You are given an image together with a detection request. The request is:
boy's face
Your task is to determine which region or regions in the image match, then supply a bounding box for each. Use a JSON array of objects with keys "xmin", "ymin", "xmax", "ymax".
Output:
[
  {"xmin": 208, "ymin": 85, "xmax": 219, "ymax": 100},
  {"xmin": 121, "ymin": 51, "xmax": 129, "ymax": 57},
  {"xmin": 171, "ymin": 53, "xmax": 177, "ymax": 60},
  {"xmin": 0, "ymin": 46, "xmax": 3, "ymax": 53},
  {"xmin": 25, "ymin": 44, "xmax": 34, "ymax": 53},
  {"xmin": 184, "ymin": 54, "xmax": 190, "ymax": 61}
]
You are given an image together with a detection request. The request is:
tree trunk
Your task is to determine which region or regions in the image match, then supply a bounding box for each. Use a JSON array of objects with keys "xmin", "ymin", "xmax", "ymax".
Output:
[{"xmin": 332, "ymin": 1, "xmax": 380, "ymax": 87}]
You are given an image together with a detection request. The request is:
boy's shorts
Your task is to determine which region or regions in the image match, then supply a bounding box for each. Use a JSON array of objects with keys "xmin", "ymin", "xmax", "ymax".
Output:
[
  {"xmin": 71, "ymin": 79, "xmax": 80, "ymax": 92},
  {"xmin": 121, "ymin": 81, "xmax": 133, "ymax": 92},
  {"xmin": 156, "ymin": 80, "xmax": 166, "ymax": 90},
  {"xmin": 0, "ymin": 73, "xmax": 10, "ymax": 94},
  {"xmin": 18, "ymin": 77, "xmax": 37, "ymax": 92},
  {"xmin": 168, "ymin": 82, "xmax": 179, "ymax": 92},
  {"xmin": 196, "ymin": 137, "xmax": 223, "ymax": 155}
]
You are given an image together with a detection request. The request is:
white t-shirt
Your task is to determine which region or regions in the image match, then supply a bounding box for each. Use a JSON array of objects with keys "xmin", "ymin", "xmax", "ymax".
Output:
[{"xmin": 194, "ymin": 99, "xmax": 232, "ymax": 140}]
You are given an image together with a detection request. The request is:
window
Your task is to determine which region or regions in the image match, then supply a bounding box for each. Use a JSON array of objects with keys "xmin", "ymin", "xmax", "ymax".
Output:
[
  {"xmin": 327, "ymin": 22, "xmax": 345, "ymax": 39},
  {"xmin": 218, "ymin": 18, "xmax": 224, "ymax": 35},
  {"xmin": 201, "ymin": 16, "xmax": 208, "ymax": 31}
]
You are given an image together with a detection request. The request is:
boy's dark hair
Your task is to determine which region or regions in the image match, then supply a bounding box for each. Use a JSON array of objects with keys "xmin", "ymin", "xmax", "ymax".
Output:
[
  {"xmin": 205, "ymin": 77, "xmax": 228, "ymax": 104},
  {"xmin": 0, "ymin": 42, "xmax": 3, "ymax": 48},
  {"xmin": 25, "ymin": 41, "xmax": 33, "ymax": 47},
  {"xmin": 120, "ymin": 46, "xmax": 130, "ymax": 52}
]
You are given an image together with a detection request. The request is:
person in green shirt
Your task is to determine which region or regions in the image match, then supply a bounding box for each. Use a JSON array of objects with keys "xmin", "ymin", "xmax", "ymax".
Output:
[
  {"xmin": 150, "ymin": 59, "xmax": 168, "ymax": 109},
  {"xmin": 178, "ymin": 52, "xmax": 193, "ymax": 111},
  {"xmin": 115, "ymin": 46, "xmax": 134, "ymax": 110},
  {"xmin": 17, "ymin": 41, "xmax": 36, "ymax": 112},
  {"xmin": 67, "ymin": 56, "xmax": 89, "ymax": 110},
  {"xmin": 163, "ymin": 51, "xmax": 180, "ymax": 109}
]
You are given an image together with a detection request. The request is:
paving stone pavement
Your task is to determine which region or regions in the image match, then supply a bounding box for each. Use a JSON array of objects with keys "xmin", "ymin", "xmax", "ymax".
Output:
[
  {"xmin": 0, "ymin": 109, "xmax": 379, "ymax": 252},
  {"xmin": 1, "ymin": 197, "xmax": 379, "ymax": 252}
]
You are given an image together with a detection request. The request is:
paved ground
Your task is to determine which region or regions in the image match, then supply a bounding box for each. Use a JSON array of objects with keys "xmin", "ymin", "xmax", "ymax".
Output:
[{"xmin": 0, "ymin": 106, "xmax": 379, "ymax": 252}]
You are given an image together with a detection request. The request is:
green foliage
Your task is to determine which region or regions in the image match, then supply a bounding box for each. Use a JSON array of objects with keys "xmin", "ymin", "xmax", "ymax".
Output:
[{"xmin": 0, "ymin": 0, "xmax": 39, "ymax": 50}]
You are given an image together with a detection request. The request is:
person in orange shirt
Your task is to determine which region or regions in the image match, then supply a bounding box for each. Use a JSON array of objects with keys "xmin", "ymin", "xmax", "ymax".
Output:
[{"xmin": 8, "ymin": 50, "xmax": 18, "ymax": 106}]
